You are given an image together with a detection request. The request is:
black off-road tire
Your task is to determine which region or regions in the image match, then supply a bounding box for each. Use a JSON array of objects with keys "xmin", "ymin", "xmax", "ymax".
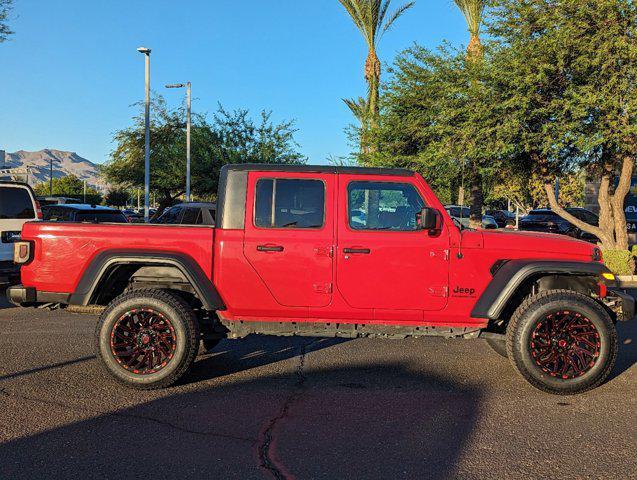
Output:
[
  {"xmin": 96, "ymin": 289, "xmax": 200, "ymax": 390},
  {"xmin": 506, "ymin": 289, "xmax": 617, "ymax": 395},
  {"xmin": 485, "ymin": 337, "xmax": 508, "ymax": 358}
]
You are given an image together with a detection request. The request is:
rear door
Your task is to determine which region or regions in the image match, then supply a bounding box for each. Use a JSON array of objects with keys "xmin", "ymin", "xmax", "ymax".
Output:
[
  {"xmin": 336, "ymin": 175, "xmax": 450, "ymax": 311},
  {"xmin": 0, "ymin": 184, "xmax": 38, "ymax": 262},
  {"xmin": 243, "ymin": 171, "xmax": 334, "ymax": 308}
]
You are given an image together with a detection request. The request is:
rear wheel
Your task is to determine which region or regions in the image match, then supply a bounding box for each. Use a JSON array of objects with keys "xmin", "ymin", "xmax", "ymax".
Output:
[
  {"xmin": 96, "ymin": 289, "xmax": 199, "ymax": 390},
  {"xmin": 506, "ymin": 289, "xmax": 617, "ymax": 395}
]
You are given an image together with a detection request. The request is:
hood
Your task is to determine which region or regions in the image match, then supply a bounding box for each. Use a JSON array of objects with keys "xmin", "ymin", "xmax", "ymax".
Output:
[{"xmin": 480, "ymin": 229, "xmax": 596, "ymax": 260}]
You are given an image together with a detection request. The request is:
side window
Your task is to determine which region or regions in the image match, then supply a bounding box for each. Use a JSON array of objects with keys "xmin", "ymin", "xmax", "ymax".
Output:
[
  {"xmin": 158, "ymin": 206, "xmax": 181, "ymax": 224},
  {"xmin": 348, "ymin": 182, "xmax": 425, "ymax": 231},
  {"xmin": 254, "ymin": 178, "xmax": 325, "ymax": 229},
  {"xmin": 180, "ymin": 207, "xmax": 199, "ymax": 225}
]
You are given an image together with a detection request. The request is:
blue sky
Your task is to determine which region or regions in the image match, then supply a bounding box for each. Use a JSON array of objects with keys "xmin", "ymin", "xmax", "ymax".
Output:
[{"xmin": 0, "ymin": 0, "xmax": 468, "ymax": 165}]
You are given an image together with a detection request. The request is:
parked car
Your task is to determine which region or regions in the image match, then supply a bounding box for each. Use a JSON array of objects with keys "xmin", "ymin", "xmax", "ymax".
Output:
[
  {"xmin": 486, "ymin": 209, "xmax": 517, "ymax": 228},
  {"xmin": 122, "ymin": 209, "xmax": 144, "ymax": 223},
  {"xmin": 42, "ymin": 204, "xmax": 128, "ymax": 223},
  {"xmin": 519, "ymin": 208, "xmax": 598, "ymax": 241},
  {"xmin": 445, "ymin": 205, "xmax": 498, "ymax": 229},
  {"xmin": 153, "ymin": 202, "xmax": 216, "ymax": 226},
  {"xmin": 0, "ymin": 181, "xmax": 40, "ymax": 286},
  {"xmin": 8, "ymin": 164, "xmax": 633, "ymax": 395}
]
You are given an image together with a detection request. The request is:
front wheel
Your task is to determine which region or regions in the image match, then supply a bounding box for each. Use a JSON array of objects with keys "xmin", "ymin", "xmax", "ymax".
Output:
[
  {"xmin": 96, "ymin": 289, "xmax": 200, "ymax": 390},
  {"xmin": 506, "ymin": 289, "xmax": 617, "ymax": 395}
]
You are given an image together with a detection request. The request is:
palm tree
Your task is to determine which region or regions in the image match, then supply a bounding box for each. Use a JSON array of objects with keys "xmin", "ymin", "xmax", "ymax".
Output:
[
  {"xmin": 453, "ymin": 0, "xmax": 485, "ymax": 60},
  {"xmin": 454, "ymin": 0, "xmax": 486, "ymax": 228},
  {"xmin": 343, "ymin": 96, "xmax": 372, "ymax": 152},
  {"xmin": 339, "ymin": 0, "xmax": 415, "ymax": 128}
]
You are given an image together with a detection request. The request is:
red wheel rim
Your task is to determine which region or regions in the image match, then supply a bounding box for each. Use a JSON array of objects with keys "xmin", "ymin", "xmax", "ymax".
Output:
[
  {"xmin": 109, "ymin": 308, "xmax": 177, "ymax": 375},
  {"xmin": 530, "ymin": 310, "xmax": 601, "ymax": 379}
]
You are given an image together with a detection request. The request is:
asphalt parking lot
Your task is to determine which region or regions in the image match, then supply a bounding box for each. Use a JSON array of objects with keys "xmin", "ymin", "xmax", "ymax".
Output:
[{"xmin": 0, "ymin": 298, "xmax": 635, "ymax": 480}]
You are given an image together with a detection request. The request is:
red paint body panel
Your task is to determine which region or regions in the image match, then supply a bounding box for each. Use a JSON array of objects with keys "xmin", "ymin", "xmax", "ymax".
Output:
[
  {"xmin": 20, "ymin": 223, "xmax": 214, "ymax": 293},
  {"xmin": 19, "ymin": 172, "xmax": 599, "ymax": 331}
]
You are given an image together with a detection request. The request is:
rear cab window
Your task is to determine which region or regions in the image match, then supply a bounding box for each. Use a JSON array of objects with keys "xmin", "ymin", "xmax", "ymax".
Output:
[
  {"xmin": 0, "ymin": 186, "xmax": 36, "ymax": 219},
  {"xmin": 254, "ymin": 178, "xmax": 325, "ymax": 229}
]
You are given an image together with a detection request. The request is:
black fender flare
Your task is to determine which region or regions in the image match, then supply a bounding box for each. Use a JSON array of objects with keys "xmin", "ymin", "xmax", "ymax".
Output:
[
  {"xmin": 471, "ymin": 260, "xmax": 612, "ymax": 320},
  {"xmin": 69, "ymin": 250, "xmax": 225, "ymax": 310}
]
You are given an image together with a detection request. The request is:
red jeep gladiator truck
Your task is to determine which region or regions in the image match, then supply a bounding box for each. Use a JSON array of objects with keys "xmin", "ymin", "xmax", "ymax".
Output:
[{"xmin": 7, "ymin": 164, "xmax": 634, "ymax": 394}]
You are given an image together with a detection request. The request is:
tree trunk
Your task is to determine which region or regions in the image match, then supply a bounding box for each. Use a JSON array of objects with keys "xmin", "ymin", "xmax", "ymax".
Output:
[
  {"xmin": 365, "ymin": 49, "xmax": 381, "ymax": 131},
  {"xmin": 544, "ymin": 182, "xmax": 616, "ymax": 248},
  {"xmin": 609, "ymin": 155, "xmax": 633, "ymax": 250},
  {"xmin": 469, "ymin": 171, "xmax": 483, "ymax": 229},
  {"xmin": 467, "ymin": 34, "xmax": 483, "ymax": 61}
]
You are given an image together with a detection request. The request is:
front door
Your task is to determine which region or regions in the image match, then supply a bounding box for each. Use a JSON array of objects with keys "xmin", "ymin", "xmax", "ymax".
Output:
[
  {"xmin": 336, "ymin": 176, "xmax": 450, "ymax": 311},
  {"xmin": 243, "ymin": 171, "xmax": 334, "ymax": 308}
]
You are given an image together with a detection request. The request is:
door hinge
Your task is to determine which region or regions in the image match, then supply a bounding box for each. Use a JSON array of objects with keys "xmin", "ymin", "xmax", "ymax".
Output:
[
  {"xmin": 315, "ymin": 246, "xmax": 334, "ymax": 258},
  {"xmin": 313, "ymin": 283, "xmax": 333, "ymax": 294},
  {"xmin": 428, "ymin": 286, "xmax": 448, "ymax": 298}
]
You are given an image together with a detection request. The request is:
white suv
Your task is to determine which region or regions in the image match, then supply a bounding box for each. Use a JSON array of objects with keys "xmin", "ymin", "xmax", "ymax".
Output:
[{"xmin": 0, "ymin": 182, "xmax": 40, "ymax": 286}]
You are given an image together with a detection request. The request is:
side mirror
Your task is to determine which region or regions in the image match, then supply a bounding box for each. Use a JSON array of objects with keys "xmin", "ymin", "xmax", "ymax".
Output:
[{"xmin": 417, "ymin": 207, "xmax": 442, "ymax": 232}]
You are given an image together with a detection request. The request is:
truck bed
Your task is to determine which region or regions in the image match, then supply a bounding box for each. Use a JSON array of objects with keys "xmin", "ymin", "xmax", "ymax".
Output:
[{"xmin": 20, "ymin": 222, "xmax": 214, "ymax": 294}]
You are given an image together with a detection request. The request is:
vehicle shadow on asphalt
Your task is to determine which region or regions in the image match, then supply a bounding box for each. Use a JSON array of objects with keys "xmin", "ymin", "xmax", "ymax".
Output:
[
  {"xmin": 186, "ymin": 335, "xmax": 349, "ymax": 385},
  {"xmin": 0, "ymin": 356, "xmax": 482, "ymax": 480},
  {"xmin": 610, "ymin": 318, "xmax": 637, "ymax": 381},
  {"xmin": 0, "ymin": 296, "xmax": 14, "ymax": 310}
]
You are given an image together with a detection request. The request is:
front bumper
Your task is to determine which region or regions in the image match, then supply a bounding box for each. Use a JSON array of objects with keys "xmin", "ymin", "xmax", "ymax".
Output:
[{"xmin": 6, "ymin": 285, "xmax": 70, "ymax": 307}]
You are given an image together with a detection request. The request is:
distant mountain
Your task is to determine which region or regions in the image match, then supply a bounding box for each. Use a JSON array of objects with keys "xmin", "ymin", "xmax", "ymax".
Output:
[{"xmin": 0, "ymin": 149, "xmax": 107, "ymax": 192}]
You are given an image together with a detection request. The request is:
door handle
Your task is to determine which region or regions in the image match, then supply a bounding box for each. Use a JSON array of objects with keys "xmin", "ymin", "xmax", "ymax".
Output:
[
  {"xmin": 257, "ymin": 245, "xmax": 284, "ymax": 252},
  {"xmin": 343, "ymin": 248, "xmax": 371, "ymax": 254}
]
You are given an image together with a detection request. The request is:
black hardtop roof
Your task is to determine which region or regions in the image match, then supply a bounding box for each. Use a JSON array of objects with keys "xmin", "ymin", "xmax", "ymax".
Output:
[{"xmin": 221, "ymin": 163, "xmax": 415, "ymax": 177}]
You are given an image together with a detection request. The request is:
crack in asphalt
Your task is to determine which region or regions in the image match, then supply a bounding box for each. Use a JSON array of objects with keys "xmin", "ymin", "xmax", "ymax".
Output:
[
  {"xmin": 0, "ymin": 387, "xmax": 255, "ymax": 443},
  {"xmin": 257, "ymin": 340, "xmax": 316, "ymax": 480}
]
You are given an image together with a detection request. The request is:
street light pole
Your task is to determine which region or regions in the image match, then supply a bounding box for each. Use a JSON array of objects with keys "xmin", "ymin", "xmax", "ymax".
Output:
[
  {"xmin": 165, "ymin": 81, "xmax": 191, "ymax": 202},
  {"xmin": 186, "ymin": 81, "xmax": 191, "ymax": 202},
  {"xmin": 138, "ymin": 47, "xmax": 152, "ymax": 222}
]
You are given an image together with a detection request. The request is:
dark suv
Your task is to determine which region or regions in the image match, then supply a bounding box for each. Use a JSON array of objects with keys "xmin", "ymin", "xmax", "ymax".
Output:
[
  {"xmin": 42, "ymin": 204, "xmax": 128, "ymax": 223},
  {"xmin": 519, "ymin": 208, "xmax": 598, "ymax": 241}
]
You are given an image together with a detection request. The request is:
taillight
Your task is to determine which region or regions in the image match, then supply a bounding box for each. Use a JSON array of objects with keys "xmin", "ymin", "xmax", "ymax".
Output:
[
  {"xmin": 35, "ymin": 200, "xmax": 43, "ymax": 220},
  {"xmin": 14, "ymin": 241, "xmax": 32, "ymax": 264}
]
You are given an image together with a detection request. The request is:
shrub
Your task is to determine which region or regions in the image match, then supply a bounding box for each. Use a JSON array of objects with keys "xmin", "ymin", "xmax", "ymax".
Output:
[{"xmin": 602, "ymin": 249, "xmax": 636, "ymax": 276}]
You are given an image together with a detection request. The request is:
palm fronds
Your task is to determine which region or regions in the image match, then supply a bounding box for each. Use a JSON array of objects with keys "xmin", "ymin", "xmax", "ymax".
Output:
[
  {"xmin": 453, "ymin": 0, "xmax": 485, "ymax": 37},
  {"xmin": 338, "ymin": 0, "xmax": 415, "ymax": 47}
]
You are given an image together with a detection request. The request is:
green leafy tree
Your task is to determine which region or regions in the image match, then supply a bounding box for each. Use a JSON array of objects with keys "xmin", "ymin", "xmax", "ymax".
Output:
[
  {"xmin": 0, "ymin": 0, "xmax": 13, "ymax": 43},
  {"xmin": 489, "ymin": 0, "xmax": 637, "ymax": 255},
  {"xmin": 33, "ymin": 175, "xmax": 102, "ymax": 203},
  {"xmin": 364, "ymin": 44, "xmax": 510, "ymax": 208},
  {"xmin": 103, "ymin": 96, "xmax": 305, "ymax": 215},
  {"xmin": 338, "ymin": 0, "xmax": 415, "ymax": 141},
  {"xmin": 104, "ymin": 188, "xmax": 130, "ymax": 207}
]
